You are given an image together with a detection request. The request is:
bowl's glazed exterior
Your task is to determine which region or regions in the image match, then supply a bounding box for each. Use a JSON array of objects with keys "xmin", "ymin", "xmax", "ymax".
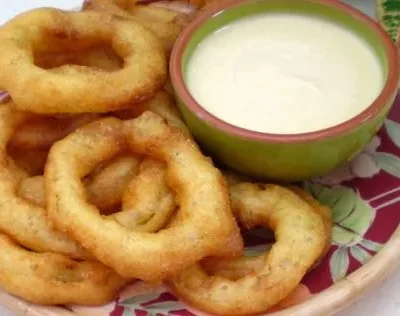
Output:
[{"xmin": 170, "ymin": 0, "xmax": 399, "ymax": 181}]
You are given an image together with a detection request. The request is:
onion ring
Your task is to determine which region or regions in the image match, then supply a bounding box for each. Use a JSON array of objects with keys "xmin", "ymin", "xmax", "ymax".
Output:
[
  {"xmin": 288, "ymin": 185, "xmax": 332, "ymax": 259},
  {"xmin": 201, "ymin": 186, "xmax": 332, "ymax": 281},
  {"xmin": 17, "ymin": 154, "xmax": 140, "ymax": 213},
  {"xmin": 110, "ymin": 158, "xmax": 176, "ymax": 232},
  {"xmin": 0, "ymin": 103, "xmax": 89, "ymax": 259},
  {"xmin": 10, "ymin": 113, "xmax": 99, "ymax": 150},
  {"xmin": 83, "ymin": 1, "xmax": 189, "ymax": 51},
  {"xmin": 17, "ymin": 175, "xmax": 46, "ymax": 208},
  {"xmin": 19, "ymin": 157, "xmax": 176, "ymax": 233},
  {"xmin": 0, "ymin": 233, "xmax": 128, "ymax": 305},
  {"xmin": 85, "ymin": 154, "xmax": 141, "ymax": 214},
  {"xmin": 0, "ymin": 8, "xmax": 166, "ymax": 114},
  {"xmin": 45, "ymin": 112, "xmax": 243, "ymax": 281},
  {"xmin": 146, "ymin": 91, "xmax": 192, "ymax": 137},
  {"xmin": 201, "ymin": 254, "xmax": 266, "ymax": 281},
  {"xmin": 114, "ymin": 91, "xmax": 191, "ymax": 137},
  {"xmin": 83, "ymin": 0, "xmax": 138, "ymax": 16},
  {"xmin": 171, "ymin": 183, "xmax": 327, "ymax": 315},
  {"xmin": 17, "ymin": 92, "xmax": 189, "ymax": 218}
]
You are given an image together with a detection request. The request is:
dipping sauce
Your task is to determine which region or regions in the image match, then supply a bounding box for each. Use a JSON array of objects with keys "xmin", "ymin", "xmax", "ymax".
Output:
[{"xmin": 186, "ymin": 13, "xmax": 385, "ymax": 134}]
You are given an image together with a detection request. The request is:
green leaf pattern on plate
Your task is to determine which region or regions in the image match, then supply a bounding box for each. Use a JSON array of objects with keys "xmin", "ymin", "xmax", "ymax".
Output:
[
  {"xmin": 304, "ymin": 183, "xmax": 375, "ymax": 247},
  {"xmin": 119, "ymin": 291, "xmax": 187, "ymax": 315},
  {"xmin": 384, "ymin": 120, "xmax": 400, "ymax": 148},
  {"xmin": 364, "ymin": 120, "xmax": 400, "ymax": 179},
  {"xmin": 304, "ymin": 113, "xmax": 400, "ymax": 282},
  {"xmin": 304, "ymin": 182, "xmax": 383, "ymax": 282},
  {"xmin": 146, "ymin": 301, "xmax": 187, "ymax": 313},
  {"xmin": 330, "ymin": 247, "xmax": 350, "ymax": 283},
  {"xmin": 119, "ymin": 292, "xmax": 161, "ymax": 308},
  {"xmin": 374, "ymin": 152, "xmax": 400, "ymax": 178},
  {"xmin": 350, "ymin": 245, "xmax": 372, "ymax": 265},
  {"xmin": 122, "ymin": 310, "xmax": 133, "ymax": 316},
  {"xmin": 360, "ymin": 239, "xmax": 384, "ymax": 252}
]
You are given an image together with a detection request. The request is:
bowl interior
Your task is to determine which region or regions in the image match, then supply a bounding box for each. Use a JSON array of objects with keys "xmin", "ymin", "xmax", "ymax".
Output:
[
  {"xmin": 175, "ymin": 0, "xmax": 395, "ymax": 142},
  {"xmin": 182, "ymin": 0, "xmax": 389, "ymax": 79}
]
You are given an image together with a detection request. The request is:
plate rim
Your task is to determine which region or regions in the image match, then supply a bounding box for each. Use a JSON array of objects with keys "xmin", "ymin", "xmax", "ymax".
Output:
[
  {"xmin": 0, "ymin": 225, "xmax": 399, "ymax": 316},
  {"xmin": 0, "ymin": 1, "xmax": 398, "ymax": 315},
  {"xmin": 268, "ymin": 225, "xmax": 400, "ymax": 316}
]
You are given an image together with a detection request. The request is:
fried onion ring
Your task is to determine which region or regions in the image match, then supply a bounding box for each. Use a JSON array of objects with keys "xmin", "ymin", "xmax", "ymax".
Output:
[
  {"xmin": 0, "ymin": 8, "xmax": 166, "ymax": 114},
  {"xmin": 85, "ymin": 154, "xmax": 141, "ymax": 214},
  {"xmin": 201, "ymin": 186, "xmax": 333, "ymax": 281},
  {"xmin": 17, "ymin": 175, "xmax": 46, "ymax": 208},
  {"xmin": 17, "ymin": 92, "xmax": 189, "ymax": 219},
  {"xmin": 83, "ymin": 0, "xmax": 138, "ymax": 16},
  {"xmin": 0, "ymin": 103, "xmax": 89, "ymax": 259},
  {"xmin": 171, "ymin": 183, "xmax": 327, "ymax": 315},
  {"xmin": 45, "ymin": 112, "xmax": 243, "ymax": 281},
  {"xmin": 0, "ymin": 233, "xmax": 128, "ymax": 305},
  {"xmin": 201, "ymin": 253, "xmax": 266, "ymax": 281},
  {"xmin": 146, "ymin": 91, "xmax": 192, "ymax": 137},
  {"xmin": 110, "ymin": 158, "xmax": 176, "ymax": 232},
  {"xmin": 84, "ymin": 1, "xmax": 189, "ymax": 51},
  {"xmin": 10, "ymin": 113, "xmax": 99, "ymax": 150},
  {"xmin": 19, "ymin": 157, "xmax": 175, "ymax": 233},
  {"xmin": 288, "ymin": 185, "xmax": 332, "ymax": 259},
  {"xmin": 114, "ymin": 91, "xmax": 191, "ymax": 137},
  {"xmin": 18, "ymin": 154, "xmax": 140, "ymax": 213}
]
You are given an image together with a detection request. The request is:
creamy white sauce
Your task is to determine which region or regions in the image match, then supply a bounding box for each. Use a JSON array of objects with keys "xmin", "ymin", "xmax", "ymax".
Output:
[{"xmin": 186, "ymin": 13, "xmax": 385, "ymax": 134}]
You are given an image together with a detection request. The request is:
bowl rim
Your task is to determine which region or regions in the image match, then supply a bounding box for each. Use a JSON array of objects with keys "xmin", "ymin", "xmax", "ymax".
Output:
[{"xmin": 170, "ymin": 0, "xmax": 399, "ymax": 144}]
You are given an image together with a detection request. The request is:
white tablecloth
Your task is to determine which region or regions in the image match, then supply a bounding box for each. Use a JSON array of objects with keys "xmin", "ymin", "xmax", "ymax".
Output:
[{"xmin": 0, "ymin": 0, "xmax": 399, "ymax": 315}]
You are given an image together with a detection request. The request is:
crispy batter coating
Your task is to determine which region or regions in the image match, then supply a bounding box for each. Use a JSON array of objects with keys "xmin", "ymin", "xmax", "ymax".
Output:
[
  {"xmin": 17, "ymin": 175, "xmax": 46, "ymax": 208},
  {"xmin": 45, "ymin": 112, "xmax": 243, "ymax": 281},
  {"xmin": 0, "ymin": 8, "xmax": 167, "ymax": 114},
  {"xmin": 110, "ymin": 158, "xmax": 176, "ymax": 232},
  {"xmin": 201, "ymin": 186, "xmax": 333, "ymax": 280},
  {"xmin": 19, "ymin": 156, "xmax": 175, "ymax": 233},
  {"xmin": 10, "ymin": 113, "xmax": 99, "ymax": 150},
  {"xmin": 85, "ymin": 154, "xmax": 141, "ymax": 213},
  {"xmin": 171, "ymin": 183, "xmax": 327, "ymax": 315},
  {"xmin": 84, "ymin": 1, "xmax": 189, "ymax": 51},
  {"xmin": 0, "ymin": 104, "xmax": 89, "ymax": 259},
  {"xmin": 0, "ymin": 233, "xmax": 128, "ymax": 305},
  {"xmin": 113, "ymin": 91, "xmax": 192, "ymax": 137}
]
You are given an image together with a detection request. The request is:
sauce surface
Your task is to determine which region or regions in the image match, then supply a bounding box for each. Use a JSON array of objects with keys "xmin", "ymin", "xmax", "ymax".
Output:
[{"xmin": 186, "ymin": 13, "xmax": 385, "ymax": 134}]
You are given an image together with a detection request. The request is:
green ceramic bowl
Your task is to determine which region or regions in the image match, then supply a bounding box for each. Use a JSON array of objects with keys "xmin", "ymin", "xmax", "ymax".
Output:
[{"xmin": 170, "ymin": 0, "xmax": 399, "ymax": 182}]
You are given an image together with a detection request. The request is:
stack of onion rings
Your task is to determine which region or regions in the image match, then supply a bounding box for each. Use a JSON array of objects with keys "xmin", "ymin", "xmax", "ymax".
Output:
[
  {"xmin": 0, "ymin": 103, "xmax": 88, "ymax": 258},
  {"xmin": 0, "ymin": 104, "xmax": 129, "ymax": 305},
  {"xmin": 45, "ymin": 112, "xmax": 243, "ymax": 281},
  {"xmin": 0, "ymin": 2, "xmax": 333, "ymax": 313}
]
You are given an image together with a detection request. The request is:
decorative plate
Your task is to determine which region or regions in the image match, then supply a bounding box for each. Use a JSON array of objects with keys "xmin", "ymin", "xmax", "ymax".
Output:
[{"xmin": 0, "ymin": 0, "xmax": 399, "ymax": 315}]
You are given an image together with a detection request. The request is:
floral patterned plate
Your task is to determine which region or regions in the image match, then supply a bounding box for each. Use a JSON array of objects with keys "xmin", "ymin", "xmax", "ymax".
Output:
[{"xmin": 0, "ymin": 0, "xmax": 399, "ymax": 316}]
